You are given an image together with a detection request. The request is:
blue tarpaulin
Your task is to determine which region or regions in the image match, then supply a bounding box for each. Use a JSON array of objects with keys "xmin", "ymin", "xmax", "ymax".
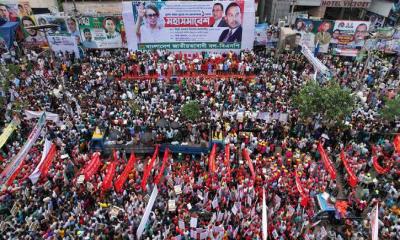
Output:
[{"xmin": 0, "ymin": 21, "xmax": 19, "ymax": 49}]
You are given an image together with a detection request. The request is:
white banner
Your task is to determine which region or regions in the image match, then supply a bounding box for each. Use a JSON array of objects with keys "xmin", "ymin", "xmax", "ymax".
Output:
[
  {"xmin": 25, "ymin": 110, "xmax": 60, "ymax": 123},
  {"xmin": 301, "ymin": 44, "xmax": 330, "ymax": 75},
  {"xmin": 47, "ymin": 33, "xmax": 80, "ymax": 58},
  {"xmin": 370, "ymin": 203, "xmax": 379, "ymax": 240},
  {"xmin": 123, "ymin": 1, "xmax": 255, "ymax": 52},
  {"xmin": 136, "ymin": 185, "xmax": 159, "ymax": 239},
  {"xmin": 0, "ymin": 113, "xmax": 46, "ymax": 185},
  {"xmin": 28, "ymin": 138, "xmax": 52, "ymax": 184}
]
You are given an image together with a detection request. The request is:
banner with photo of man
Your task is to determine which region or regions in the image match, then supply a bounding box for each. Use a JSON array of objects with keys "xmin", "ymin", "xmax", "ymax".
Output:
[
  {"xmin": 122, "ymin": 1, "xmax": 255, "ymax": 51},
  {"xmin": 330, "ymin": 20, "xmax": 370, "ymax": 56},
  {"xmin": 0, "ymin": 1, "xmax": 19, "ymax": 23},
  {"xmin": 78, "ymin": 16, "xmax": 126, "ymax": 49},
  {"xmin": 294, "ymin": 18, "xmax": 334, "ymax": 53}
]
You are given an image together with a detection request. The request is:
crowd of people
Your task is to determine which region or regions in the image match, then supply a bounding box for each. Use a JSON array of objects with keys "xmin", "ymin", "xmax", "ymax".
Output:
[{"xmin": 0, "ymin": 46, "xmax": 399, "ymax": 239}]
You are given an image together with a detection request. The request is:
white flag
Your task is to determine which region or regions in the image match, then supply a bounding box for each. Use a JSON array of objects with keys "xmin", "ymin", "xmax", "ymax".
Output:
[
  {"xmin": 262, "ymin": 189, "xmax": 268, "ymax": 240},
  {"xmin": 29, "ymin": 139, "xmax": 52, "ymax": 184},
  {"xmin": 371, "ymin": 203, "xmax": 379, "ymax": 240}
]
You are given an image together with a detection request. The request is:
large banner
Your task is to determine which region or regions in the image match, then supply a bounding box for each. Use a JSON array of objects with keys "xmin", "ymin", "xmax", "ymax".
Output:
[
  {"xmin": 47, "ymin": 32, "xmax": 80, "ymax": 58},
  {"xmin": 122, "ymin": 1, "xmax": 255, "ymax": 51},
  {"xmin": 0, "ymin": 113, "xmax": 46, "ymax": 185},
  {"xmin": 330, "ymin": 20, "xmax": 370, "ymax": 56},
  {"xmin": 77, "ymin": 16, "xmax": 126, "ymax": 49},
  {"xmin": 294, "ymin": 18, "xmax": 334, "ymax": 53}
]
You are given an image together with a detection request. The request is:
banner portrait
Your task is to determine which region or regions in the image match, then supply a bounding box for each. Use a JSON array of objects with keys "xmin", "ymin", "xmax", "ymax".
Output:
[
  {"xmin": 0, "ymin": 1, "xmax": 19, "ymax": 22},
  {"xmin": 34, "ymin": 15, "xmax": 69, "ymax": 34},
  {"xmin": 294, "ymin": 18, "xmax": 334, "ymax": 53},
  {"xmin": 21, "ymin": 15, "xmax": 47, "ymax": 48},
  {"xmin": 123, "ymin": 0, "xmax": 255, "ymax": 51},
  {"xmin": 78, "ymin": 16, "xmax": 126, "ymax": 49},
  {"xmin": 330, "ymin": 20, "xmax": 370, "ymax": 56}
]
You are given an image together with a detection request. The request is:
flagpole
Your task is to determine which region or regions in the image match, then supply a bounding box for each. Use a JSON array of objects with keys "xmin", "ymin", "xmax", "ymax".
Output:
[{"xmin": 262, "ymin": 188, "xmax": 268, "ymax": 240}]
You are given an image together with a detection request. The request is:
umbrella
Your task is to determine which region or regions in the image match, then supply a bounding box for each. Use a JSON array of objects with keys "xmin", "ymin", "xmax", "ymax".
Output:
[
  {"xmin": 156, "ymin": 118, "xmax": 169, "ymax": 128},
  {"xmin": 141, "ymin": 132, "xmax": 153, "ymax": 144},
  {"xmin": 321, "ymin": 134, "xmax": 329, "ymax": 140},
  {"xmin": 170, "ymin": 122, "xmax": 180, "ymax": 129}
]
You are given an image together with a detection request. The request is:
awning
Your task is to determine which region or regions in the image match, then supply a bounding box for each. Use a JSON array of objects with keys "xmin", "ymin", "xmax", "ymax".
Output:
[{"xmin": 368, "ymin": 0, "xmax": 393, "ymax": 17}]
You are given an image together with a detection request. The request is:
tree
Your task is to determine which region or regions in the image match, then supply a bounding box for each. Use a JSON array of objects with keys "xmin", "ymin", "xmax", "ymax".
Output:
[
  {"xmin": 380, "ymin": 96, "xmax": 400, "ymax": 122},
  {"xmin": 293, "ymin": 81, "xmax": 355, "ymax": 127},
  {"xmin": 181, "ymin": 101, "xmax": 201, "ymax": 121}
]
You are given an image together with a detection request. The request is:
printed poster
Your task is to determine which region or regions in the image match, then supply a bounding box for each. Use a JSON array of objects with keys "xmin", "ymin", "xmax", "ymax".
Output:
[
  {"xmin": 47, "ymin": 32, "xmax": 80, "ymax": 58},
  {"xmin": 122, "ymin": 1, "xmax": 255, "ymax": 51},
  {"xmin": 294, "ymin": 18, "xmax": 334, "ymax": 53},
  {"xmin": 78, "ymin": 16, "xmax": 126, "ymax": 49},
  {"xmin": 330, "ymin": 20, "xmax": 370, "ymax": 56}
]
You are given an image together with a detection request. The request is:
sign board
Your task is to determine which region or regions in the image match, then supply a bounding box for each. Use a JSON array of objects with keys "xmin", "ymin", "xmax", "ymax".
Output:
[
  {"xmin": 320, "ymin": 0, "xmax": 371, "ymax": 8},
  {"xmin": 122, "ymin": 1, "xmax": 255, "ymax": 51}
]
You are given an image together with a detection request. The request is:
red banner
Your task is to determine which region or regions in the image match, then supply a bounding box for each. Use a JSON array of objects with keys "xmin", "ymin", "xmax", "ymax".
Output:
[
  {"xmin": 83, "ymin": 153, "xmax": 101, "ymax": 181},
  {"xmin": 39, "ymin": 144, "xmax": 57, "ymax": 179},
  {"xmin": 141, "ymin": 145, "xmax": 159, "ymax": 190},
  {"xmin": 242, "ymin": 148, "xmax": 255, "ymax": 181},
  {"xmin": 102, "ymin": 161, "xmax": 117, "ymax": 192},
  {"xmin": 340, "ymin": 151, "xmax": 358, "ymax": 187},
  {"xmin": 372, "ymin": 156, "xmax": 390, "ymax": 174},
  {"xmin": 114, "ymin": 152, "xmax": 137, "ymax": 193},
  {"xmin": 317, "ymin": 143, "xmax": 337, "ymax": 180},
  {"xmin": 6, "ymin": 159, "xmax": 25, "ymax": 186},
  {"xmin": 295, "ymin": 171, "xmax": 310, "ymax": 207},
  {"xmin": 225, "ymin": 144, "xmax": 231, "ymax": 178},
  {"xmin": 394, "ymin": 134, "xmax": 400, "ymax": 153},
  {"xmin": 209, "ymin": 143, "xmax": 217, "ymax": 174},
  {"xmin": 154, "ymin": 148, "xmax": 169, "ymax": 185}
]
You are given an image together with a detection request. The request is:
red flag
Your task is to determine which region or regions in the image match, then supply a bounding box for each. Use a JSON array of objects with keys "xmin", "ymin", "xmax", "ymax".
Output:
[
  {"xmin": 83, "ymin": 153, "xmax": 101, "ymax": 181},
  {"xmin": 339, "ymin": 151, "xmax": 358, "ymax": 187},
  {"xmin": 209, "ymin": 143, "xmax": 217, "ymax": 173},
  {"xmin": 372, "ymin": 156, "xmax": 390, "ymax": 174},
  {"xmin": 113, "ymin": 149, "xmax": 119, "ymax": 162},
  {"xmin": 394, "ymin": 134, "xmax": 400, "ymax": 153},
  {"xmin": 39, "ymin": 144, "xmax": 57, "ymax": 179},
  {"xmin": 102, "ymin": 161, "xmax": 117, "ymax": 192},
  {"xmin": 242, "ymin": 148, "xmax": 255, "ymax": 181},
  {"xmin": 224, "ymin": 144, "xmax": 231, "ymax": 177},
  {"xmin": 154, "ymin": 148, "xmax": 169, "ymax": 185},
  {"xmin": 141, "ymin": 145, "xmax": 159, "ymax": 190},
  {"xmin": 114, "ymin": 152, "xmax": 136, "ymax": 193},
  {"xmin": 317, "ymin": 143, "xmax": 336, "ymax": 180}
]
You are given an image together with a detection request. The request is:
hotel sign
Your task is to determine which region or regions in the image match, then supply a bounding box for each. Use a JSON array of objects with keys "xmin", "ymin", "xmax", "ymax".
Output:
[{"xmin": 321, "ymin": 0, "xmax": 371, "ymax": 8}]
